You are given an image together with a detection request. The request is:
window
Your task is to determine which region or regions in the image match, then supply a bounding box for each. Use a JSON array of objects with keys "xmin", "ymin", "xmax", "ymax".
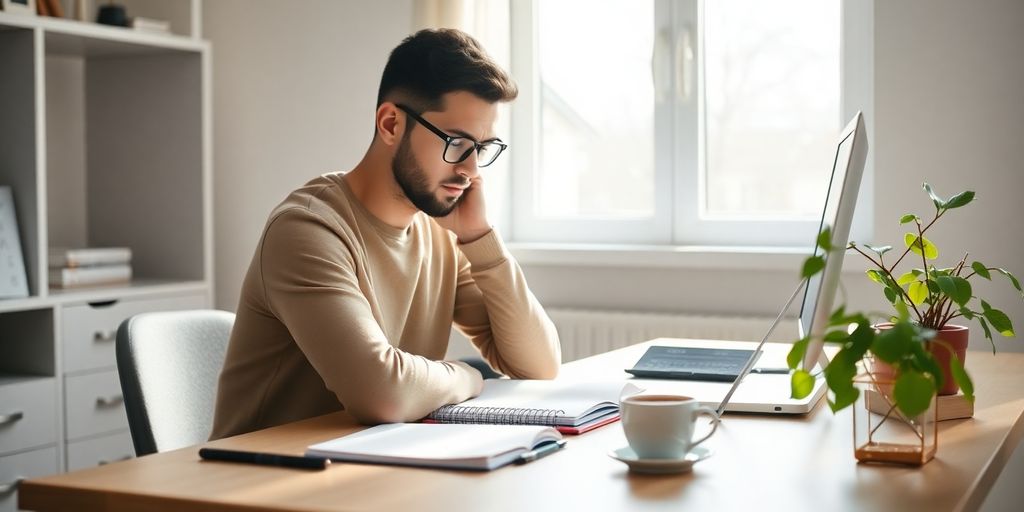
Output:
[{"xmin": 508, "ymin": 0, "xmax": 873, "ymax": 247}]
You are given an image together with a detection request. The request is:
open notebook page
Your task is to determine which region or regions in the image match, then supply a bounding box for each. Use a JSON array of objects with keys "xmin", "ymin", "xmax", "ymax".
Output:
[
  {"xmin": 306, "ymin": 423, "xmax": 561, "ymax": 471},
  {"xmin": 429, "ymin": 380, "xmax": 638, "ymax": 426}
]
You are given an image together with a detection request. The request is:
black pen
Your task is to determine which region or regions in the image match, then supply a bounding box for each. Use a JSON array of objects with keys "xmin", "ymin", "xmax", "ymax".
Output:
[
  {"xmin": 516, "ymin": 439, "xmax": 567, "ymax": 464},
  {"xmin": 198, "ymin": 447, "xmax": 330, "ymax": 470},
  {"xmin": 750, "ymin": 367, "xmax": 792, "ymax": 375}
]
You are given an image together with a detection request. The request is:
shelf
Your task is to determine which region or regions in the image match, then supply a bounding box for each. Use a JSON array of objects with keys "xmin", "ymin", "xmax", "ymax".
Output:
[
  {"xmin": 0, "ymin": 373, "xmax": 51, "ymax": 387},
  {"xmin": 0, "ymin": 279, "xmax": 207, "ymax": 313},
  {"xmin": 0, "ymin": 12, "xmax": 206, "ymax": 57},
  {"xmin": 45, "ymin": 279, "xmax": 209, "ymax": 304}
]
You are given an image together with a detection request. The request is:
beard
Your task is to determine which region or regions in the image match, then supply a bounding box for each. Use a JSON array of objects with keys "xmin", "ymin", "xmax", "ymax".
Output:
[{"xmin": 391, "ymin": 138, "xmax": 462, "ymax": 218}]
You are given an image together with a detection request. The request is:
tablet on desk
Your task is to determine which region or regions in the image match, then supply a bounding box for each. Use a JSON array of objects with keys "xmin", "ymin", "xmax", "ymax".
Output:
[{"xmin": 625, "ymin": 346, "xmax": 760, "ymax": 382}]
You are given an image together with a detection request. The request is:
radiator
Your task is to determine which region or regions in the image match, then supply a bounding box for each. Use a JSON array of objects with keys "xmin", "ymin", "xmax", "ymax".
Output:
[
  {"xmin": 446, "ymin": 308, "xmax": 797, "ymax": 363},
  {"xmin": 548, "ymin": 308, "xmax": 794, "ymax": 362}
]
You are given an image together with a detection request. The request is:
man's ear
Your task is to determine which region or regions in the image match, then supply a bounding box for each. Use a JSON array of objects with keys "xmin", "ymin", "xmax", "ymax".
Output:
[{"xmin": 376, "ymin": 103, "xmax": 403, "ymax": 147}]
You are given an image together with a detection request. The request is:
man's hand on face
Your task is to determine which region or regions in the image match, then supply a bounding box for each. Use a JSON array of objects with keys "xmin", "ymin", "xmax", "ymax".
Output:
[{"xmin": 435, "ymin": 175, "xmax": 492, "ymax": 244}]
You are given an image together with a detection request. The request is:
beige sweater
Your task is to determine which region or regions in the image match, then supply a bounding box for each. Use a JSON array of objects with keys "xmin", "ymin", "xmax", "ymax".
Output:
[{"xmin": 210, "ymin": 173, "xmax": 561, "ymax": 439}]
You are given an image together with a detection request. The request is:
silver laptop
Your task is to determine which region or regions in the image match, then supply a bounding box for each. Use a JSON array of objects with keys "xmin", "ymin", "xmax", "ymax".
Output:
[{"xmin": 622, "ymin": 112, "xmax": 868, "ymax": 414}]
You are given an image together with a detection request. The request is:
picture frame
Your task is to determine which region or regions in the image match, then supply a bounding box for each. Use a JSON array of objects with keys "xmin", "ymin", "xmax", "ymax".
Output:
[
  {"xmin": 0, "ymin": 0, "xmax": 37, "ymax": 16},
  {"xmin": 0, "ymin": 186, "xmax": 30, "ymax": 299}
]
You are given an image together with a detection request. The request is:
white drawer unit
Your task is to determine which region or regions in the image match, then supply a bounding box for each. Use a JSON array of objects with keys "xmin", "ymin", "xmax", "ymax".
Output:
[
  {"xmin": 62, "ymin": 293, "xmax": 207, "ymax": 374},
  {"xmin": 0, "ymin": 378, "xmax": 57, "ymax": 456},
  {"xmin": 63, "ymin": 370, "xmax": 128, "ymax": 441},
  {"xmin": 0, "ymin": 447, "xmax": 58, "ymax": 512},
  {"xmin": 65, "ymin": 430, "xmax": 134, "ymax": 472}
]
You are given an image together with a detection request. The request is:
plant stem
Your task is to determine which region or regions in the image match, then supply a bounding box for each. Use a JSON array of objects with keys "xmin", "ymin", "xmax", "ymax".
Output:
[
  {"xmin": 917, "ymin": 220, "xmax": 934, "ymax": 323},
  {"xmin": 850, "ymin": 244, "xmax": 924, "ymax": 320},
  {"xmin": 939, "ymin": 254, "xmax": 970, "ymax": 328},
  {"xmin": 888, "ymin": 209, "xmax": 944, "ymax": 270}
]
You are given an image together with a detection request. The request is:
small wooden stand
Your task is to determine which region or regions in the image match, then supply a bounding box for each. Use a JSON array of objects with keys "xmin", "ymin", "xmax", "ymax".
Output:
[{"xmin": 866, "ymin": 389, "xmax": 974, "ymax": 421}]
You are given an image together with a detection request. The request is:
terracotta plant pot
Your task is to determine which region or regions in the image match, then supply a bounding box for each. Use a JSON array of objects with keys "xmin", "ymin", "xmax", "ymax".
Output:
[
  {"xmin": 872, "ymin": 323, "xmax": 969, "ymax": 396},
  {"xmin": 927, "ymin": 325, "xmax": 969, "ymax": 396}
]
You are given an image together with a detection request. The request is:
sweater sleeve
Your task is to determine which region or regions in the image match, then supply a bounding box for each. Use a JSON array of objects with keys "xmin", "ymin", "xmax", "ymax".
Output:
[
  {"xmin": 452, "ymin": 229, "xmax": 562, "ymax": 379},
  {"xmin": 258, "ymin": 209, "xmax": 482, "ymax": 424}
]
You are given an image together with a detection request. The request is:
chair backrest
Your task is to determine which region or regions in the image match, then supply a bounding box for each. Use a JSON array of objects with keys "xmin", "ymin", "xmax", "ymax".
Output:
[{"xmin": 116, "ymin": 309, "xmax": 234, "ymax": 456}]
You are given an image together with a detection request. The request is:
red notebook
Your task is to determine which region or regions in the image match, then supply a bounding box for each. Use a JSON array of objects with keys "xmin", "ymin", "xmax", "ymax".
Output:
[{"xmin": 424, "ymin": 380, "xmax": 633, "ymax": 435}]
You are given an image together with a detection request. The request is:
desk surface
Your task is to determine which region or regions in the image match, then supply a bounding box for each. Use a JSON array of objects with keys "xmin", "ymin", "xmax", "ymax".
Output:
[{"xmin": 20, "ymin": 339, "xmax": 1024, "ymax": 512}]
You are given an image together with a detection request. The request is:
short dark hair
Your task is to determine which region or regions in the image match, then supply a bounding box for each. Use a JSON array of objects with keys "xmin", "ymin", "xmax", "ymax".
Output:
[{"xmin": 376, "ymin": 28, "xmax": 518, "ymax": 113}]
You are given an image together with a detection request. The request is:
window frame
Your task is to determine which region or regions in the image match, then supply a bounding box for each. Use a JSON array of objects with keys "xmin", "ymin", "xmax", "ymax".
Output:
[{"xmin": 507, "ymin": 0, "xmax": 874, "ymax": 248}]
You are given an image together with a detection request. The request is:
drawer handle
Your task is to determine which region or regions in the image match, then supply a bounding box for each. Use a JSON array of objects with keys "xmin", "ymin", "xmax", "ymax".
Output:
[
  {"xmin": 0, "ymin": 477, "xmax": 24, "ymax": 495},
  {"xmin": 93, "ymin": 330, "xmax": 117, "ymax": 342},
  {"xmin": 98, "ymin": 455, "xmax": 132, "ymax": 466},
  {"xmin": 0, "ymin": 410, "xmax": 24, "ymax": 426},
  {"xmin": 96, "ymin": 395, "xmax": 124, "ymax": 407}
]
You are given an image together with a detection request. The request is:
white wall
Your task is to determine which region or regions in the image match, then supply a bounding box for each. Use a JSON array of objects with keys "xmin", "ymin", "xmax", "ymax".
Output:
[{"xmin": 203, "ymin": 0, "xmax": 413, "ymax": 312}]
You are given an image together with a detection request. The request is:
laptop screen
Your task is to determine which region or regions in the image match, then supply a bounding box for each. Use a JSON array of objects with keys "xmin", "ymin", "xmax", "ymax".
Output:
[{"xmin": 798, "ymin": 130, "xmax": 854, "ymax": 339}]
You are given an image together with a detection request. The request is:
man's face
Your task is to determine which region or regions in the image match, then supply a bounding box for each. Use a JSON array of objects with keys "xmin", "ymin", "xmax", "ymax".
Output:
[{"xmin": 391, "ymin": 91, "xmax": 499, "ymax": 217}]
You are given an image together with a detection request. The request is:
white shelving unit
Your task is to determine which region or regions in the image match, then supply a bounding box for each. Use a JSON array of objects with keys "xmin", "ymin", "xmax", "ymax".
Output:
[{"xmin": 0, "ymin": 2, "xmax": 211, "ymax": 508}]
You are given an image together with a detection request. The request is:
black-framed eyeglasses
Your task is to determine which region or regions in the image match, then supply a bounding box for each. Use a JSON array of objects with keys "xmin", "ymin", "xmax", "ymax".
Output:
[{"xmin": 395, "ymin": 104, "xmax": 508, "ymax": 168}]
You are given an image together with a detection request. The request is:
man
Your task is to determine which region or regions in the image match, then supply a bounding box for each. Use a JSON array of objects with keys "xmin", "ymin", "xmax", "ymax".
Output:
[{"xmin": 210, "ymin": 29, "xmax": 561, "ymax": 439}]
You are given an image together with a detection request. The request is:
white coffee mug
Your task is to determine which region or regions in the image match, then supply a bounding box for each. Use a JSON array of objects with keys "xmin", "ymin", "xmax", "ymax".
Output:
[{"xmin": 620, "ymin": 394, "xmax": 719, "ymax": 459}]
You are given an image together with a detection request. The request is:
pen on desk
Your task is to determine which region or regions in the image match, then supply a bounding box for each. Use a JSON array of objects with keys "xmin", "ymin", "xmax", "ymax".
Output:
[
  {"xmin": 749, "ymin": 367, "xmax": 792, "ymax": 375},
  {"xmin": 516, "ymin": 439, "xmax": 567, "ymax": 464},
  {"xmin": 198, "ymin": 447, "xmax": 330, "ymax": 470}
]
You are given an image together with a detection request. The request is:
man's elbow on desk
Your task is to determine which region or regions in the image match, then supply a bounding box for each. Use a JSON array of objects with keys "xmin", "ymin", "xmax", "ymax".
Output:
[{"xmin": 491, "ymin": 361, "xmax": 560, "ymax": 381}]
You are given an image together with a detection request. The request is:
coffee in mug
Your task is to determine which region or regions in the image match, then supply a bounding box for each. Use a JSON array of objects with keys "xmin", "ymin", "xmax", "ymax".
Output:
[{"xmin": 620, "ymin": 394, "xmax": 719, "ymax": 459}]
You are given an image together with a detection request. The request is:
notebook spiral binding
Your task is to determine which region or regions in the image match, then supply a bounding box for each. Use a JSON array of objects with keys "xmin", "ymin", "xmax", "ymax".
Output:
[{"xmin": 428, "ymin": 405, "xmax": 566, "ymax": 425}]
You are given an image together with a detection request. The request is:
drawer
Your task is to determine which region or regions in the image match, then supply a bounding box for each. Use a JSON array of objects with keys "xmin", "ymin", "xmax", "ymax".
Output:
[
  {"xmin": 66, "ymin": 430, "xmax": 134, "ymax": 472},
  {"xmin": 0, "ymin": 446, "xmax": 58, "ymax": 512},
  {"xmin": 0, "ymin": 378, "xmax": 57, "ymax": 456},
  {"xmin": 62, "ymin": 292, "xmax": 207, "ymax": 374},
  {"xmin": 64, "ymin": 370, "xmax": 128, "ymax": 441}
]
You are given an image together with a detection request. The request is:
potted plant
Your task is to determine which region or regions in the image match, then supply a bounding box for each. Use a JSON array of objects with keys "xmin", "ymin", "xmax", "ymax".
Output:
[{"xmin": 787, "ymin": 183, "xmax": 1022, "ymax": 464}]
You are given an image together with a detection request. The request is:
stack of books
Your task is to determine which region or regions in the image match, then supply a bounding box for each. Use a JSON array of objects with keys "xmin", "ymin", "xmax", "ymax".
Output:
[
  {"xmin": 130, "ymin": 17, "xmax": 171, "ymax": 35},
  {"xmin": 49, "ymin": 247, "xmax": 133, "ymax": 289}
]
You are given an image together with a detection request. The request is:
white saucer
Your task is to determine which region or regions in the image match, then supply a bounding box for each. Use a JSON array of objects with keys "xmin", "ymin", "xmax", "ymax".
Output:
[{"xmin": 607, "ymin": 445, "xmax": 712, "ymax": 474}]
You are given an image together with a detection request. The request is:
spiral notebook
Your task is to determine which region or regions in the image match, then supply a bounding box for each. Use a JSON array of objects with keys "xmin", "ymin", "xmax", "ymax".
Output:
[
  {"xmin": 307, "ymin": 423, "xmax": 563, "ymax": 471},
  {"xmin": 424, "ymin": 380, "xmax": 637, "ymax": 434}
]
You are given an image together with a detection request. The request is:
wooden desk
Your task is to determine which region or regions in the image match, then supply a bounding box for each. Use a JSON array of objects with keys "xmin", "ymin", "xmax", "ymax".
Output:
[{"xmin": 19, "ymin": 340, "xmax": 1024, "ymax": 512}]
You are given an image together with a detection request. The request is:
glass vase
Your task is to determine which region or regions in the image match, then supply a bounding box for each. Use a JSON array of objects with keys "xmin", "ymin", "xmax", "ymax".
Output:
[{"xmin": 852, "ymin": 362, "xmax": 938, "ymax": 465}]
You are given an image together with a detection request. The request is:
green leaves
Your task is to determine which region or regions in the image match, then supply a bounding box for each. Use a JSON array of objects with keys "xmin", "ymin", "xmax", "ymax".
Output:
[
  {"xmin": 846, "ymin": 321, "xmax": 874, "ymax": 361},
  {"xmin": 896, "ymin": 271, "xmax": 918, "ymax": 286},
  {"xmin": 791, "ymin": 370, "xmax": 816, "ymax": 400},
  {"xmin": 894, "ymin": 370, "xmax": 936, "ymax": 418},
  {"xmin": 905, "ymin": 233, "xmax": 939, "ymax": 260},
  {"xmin": 978, "ymin": 316, "xmax": 994, "ymax": 344},
  {"xmin": 899, "ymin": 214, "xmax": 919, "ymax": 225},
  {"xmin": 802, "ymin": 256, "xmax": 826, "ymax": 279},
  {"xmin": 787, "ymin": 337, "xmax": 810, "ymax": 370},
  {"xmin": 994, "ymin": 268, "xmax": 1023, "ymax": 298},
  {"xmin": 829, "ymin": 386, "xmax": 860, "ymax": 413},
  {"xmin": 923, "ymin": 183, "xmax": 975, "ymax": 211},
  {"xmin": 816, "ymin": 227, "xmax": 833, "ymax": 252},
  {"xmin": 981, "ymin": 300, "xmax": 1015, "ymax": 337},
  {"xmin": 907, "ymin": 281, "xmax": 929, "ymax": 305},
  {"xmin": 944, "ymin": 190, "xmax": 976, "ymax": 209},
  {"xmin": 935, "ymin": 276, "xmax": 972, "ymax": 306},
  {"xmin": 950, "ymin": 354, "xmax": 975, "ymax": 403},
  {"xmin": 971, "ymin": 261, "xmax": 991, "ymax": 280},
  {"xmin": 871, "ymin": 321, "xmax": 912, "ymax": 363},
  {"xmin": 865, "ymin": 244, "xmax": 892, "ymax": 257},
  {"xmin": 923, "ymin": 183, "xmax": 945, "ymax": 209},
  {"xmin": 866, "ymin": 269, "xmax": 885, "ymax": 284}
]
